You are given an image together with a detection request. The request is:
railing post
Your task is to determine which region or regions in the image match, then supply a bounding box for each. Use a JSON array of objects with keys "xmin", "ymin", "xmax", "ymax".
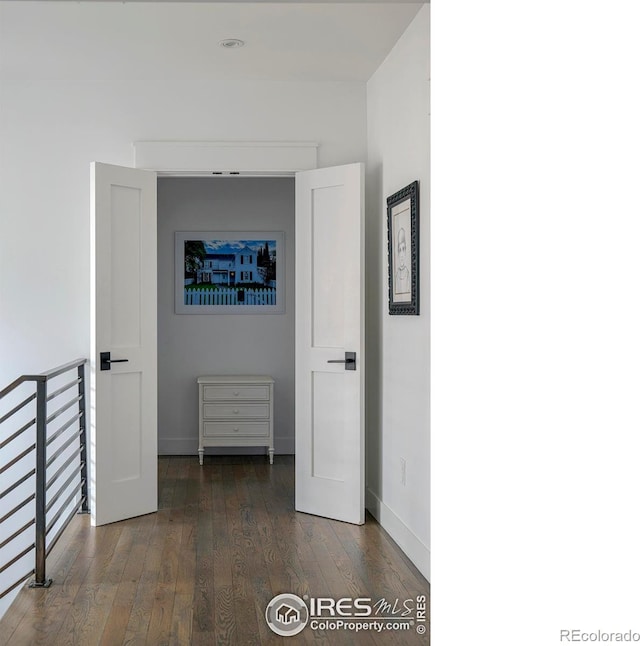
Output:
[
  {"xmin": 77, "ymin": 362, "xmax": 90, "ymax": 514},
  {"xmin": 29, "ymin": 378, "xmax": 52, "ymax": 588}
]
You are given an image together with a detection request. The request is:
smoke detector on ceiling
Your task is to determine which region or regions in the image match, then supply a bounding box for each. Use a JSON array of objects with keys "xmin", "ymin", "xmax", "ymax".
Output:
[{"xmin": 219, "ymin": 39, "xmax": 245, "ymax": 49}]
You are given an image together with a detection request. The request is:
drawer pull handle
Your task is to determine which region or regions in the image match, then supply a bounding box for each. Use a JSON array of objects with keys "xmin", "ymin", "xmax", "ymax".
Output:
[
  {"xmin": 233, "ymin": 391, "xmax": 239, "ymax": 396},
  {"xmin": 233, "ymin": 409, "xmax": 239, "ymax": 414},
  {"xmin": 233, "ymin": 427, "xmax": 239, "ymax": 432}
]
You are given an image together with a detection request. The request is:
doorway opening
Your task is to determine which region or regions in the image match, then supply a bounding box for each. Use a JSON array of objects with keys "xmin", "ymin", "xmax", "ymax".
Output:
[{"xmin": 155, "ymin": 177, "xmax": 296, "ymax": 461}]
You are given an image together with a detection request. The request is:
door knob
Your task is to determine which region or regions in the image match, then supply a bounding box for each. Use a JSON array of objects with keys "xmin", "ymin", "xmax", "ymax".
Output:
[
  {"xmin": 100, "ymin": 351, "xmax": 129, "ymax": 371},
  {"xmin": 327, "ymin": 351, "xmax": 356, "ymax": 371}
]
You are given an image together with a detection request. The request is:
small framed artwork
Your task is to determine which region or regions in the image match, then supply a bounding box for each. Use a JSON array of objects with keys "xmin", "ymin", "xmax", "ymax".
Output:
[
  {"xmin": 175, "ymin": 231, "xmax": 285, "ymax": 314},
  {"xmin": 387, "ymin": 181, "xmax": 419, "ymax": 315}
]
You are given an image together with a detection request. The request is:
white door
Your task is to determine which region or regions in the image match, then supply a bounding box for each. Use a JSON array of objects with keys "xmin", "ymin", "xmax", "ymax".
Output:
[
  {"xmin": 90, "ymin": 162, "xmax": 158, "ymax": 526},
  {"xmin": 295, "ymin": 163, "xmax": 365, "ymax": 524}
]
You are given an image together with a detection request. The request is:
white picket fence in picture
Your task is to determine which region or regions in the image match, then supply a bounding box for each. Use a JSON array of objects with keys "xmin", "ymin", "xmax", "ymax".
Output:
[{"xmin": 185, "ymin": 287, "xmax": 276, "ymax": 306}]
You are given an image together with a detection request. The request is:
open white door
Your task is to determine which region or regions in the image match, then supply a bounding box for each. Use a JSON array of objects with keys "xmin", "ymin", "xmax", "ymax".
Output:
[
  {"xmin": 295, "ymin": 163, "xmax": 365, "ymax": 524},
  {"xmin": 90, "ymin": 162, "xmax": 157, "ymax": 526}
]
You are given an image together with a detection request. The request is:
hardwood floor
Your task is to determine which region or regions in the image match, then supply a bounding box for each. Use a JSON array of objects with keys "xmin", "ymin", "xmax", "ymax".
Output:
[{"xmin": 0, "ymin": 456, "xmax": 430, "ymax": 645}]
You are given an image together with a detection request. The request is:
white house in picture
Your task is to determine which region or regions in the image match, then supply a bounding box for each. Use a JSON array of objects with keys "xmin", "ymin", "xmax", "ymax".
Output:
[
  {"xmin": 196, "ymin": 247, "xmax": 258, "ymax": 286},
  {"xmin": 0, "ymin": 0, "xmax": 430, "ymax": 616}
]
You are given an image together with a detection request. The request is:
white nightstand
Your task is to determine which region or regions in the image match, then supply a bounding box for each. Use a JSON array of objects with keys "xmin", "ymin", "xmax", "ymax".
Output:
[{"xmin": 197, "ymin": 375, "xmax": 275, "ymax": 465}]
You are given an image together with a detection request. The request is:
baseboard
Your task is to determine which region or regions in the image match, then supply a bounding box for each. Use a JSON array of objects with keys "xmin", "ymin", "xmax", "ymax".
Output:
[
  {"xmin": 158, "ymin": 436, "xmax": 294, "ymax": 455},
  {"xmin": 366, "ymin": 488, "xmax": 430, "ymax": 582}
]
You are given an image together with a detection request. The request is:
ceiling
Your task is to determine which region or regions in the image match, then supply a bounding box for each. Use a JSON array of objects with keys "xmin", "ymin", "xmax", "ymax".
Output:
[{"xmin": 0, "ymin": 2, "xmax": 424, "ymax": 82}]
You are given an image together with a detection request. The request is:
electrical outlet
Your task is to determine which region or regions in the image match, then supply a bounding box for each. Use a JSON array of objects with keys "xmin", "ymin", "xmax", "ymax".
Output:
[{"xmin": 400, "ymin": 458, "xmax": 407, "ymax": 486}]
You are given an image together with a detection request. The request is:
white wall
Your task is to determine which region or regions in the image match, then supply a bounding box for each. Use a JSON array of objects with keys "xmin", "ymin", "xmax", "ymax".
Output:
[
  {"xmin": 157, "ymin": 177, "xmax": 295, "ymax": 456},
  {"xmin": 0, "ymin": 79, "xmax": 366, "ymax": 389},
  {"xmin": 365, "ymin": 5, "xmax": 430, "ymax": 580}
]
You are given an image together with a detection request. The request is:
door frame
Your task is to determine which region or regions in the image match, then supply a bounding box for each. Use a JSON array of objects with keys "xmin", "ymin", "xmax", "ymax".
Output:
[
  {"xmin": 133, "ymin": 140, "xmax": 319, "ymax": 177},
  {"xmin": 91, "ymin": 143, "xmax": 367, "ymax": 525},
  {"xmin": 136, "ymin": 140, "xmax": 321, "ymax": 460}
]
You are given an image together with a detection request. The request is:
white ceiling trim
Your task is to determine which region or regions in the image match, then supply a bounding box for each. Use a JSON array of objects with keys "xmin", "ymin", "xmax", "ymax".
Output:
[{"xmin": 134, "ymin": 140, "xmax": 318, "ymax": 176}]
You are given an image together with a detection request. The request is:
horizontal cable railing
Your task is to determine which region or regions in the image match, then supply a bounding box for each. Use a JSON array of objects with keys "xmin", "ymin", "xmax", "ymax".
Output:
[{"xmin": 0, "ymin": 358, "xmax": 88, "ymax": 600}]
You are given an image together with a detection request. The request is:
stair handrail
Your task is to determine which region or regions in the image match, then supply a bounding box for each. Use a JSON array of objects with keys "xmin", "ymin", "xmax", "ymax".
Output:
[{"xmin": 0, "ymin": 358, "xmax": 89, "ymax": 600}]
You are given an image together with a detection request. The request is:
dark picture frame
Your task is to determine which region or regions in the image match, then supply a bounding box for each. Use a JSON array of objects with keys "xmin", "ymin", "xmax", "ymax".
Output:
[{"xmin": 387, "ymin": 180, "xmax": 419, "ymax": 315}]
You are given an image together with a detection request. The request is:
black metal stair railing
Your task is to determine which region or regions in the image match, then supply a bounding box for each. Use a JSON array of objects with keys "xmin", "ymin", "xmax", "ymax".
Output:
[{"xmin": 0, "ymin": 358, "xmax": 89, "ymax": 600}]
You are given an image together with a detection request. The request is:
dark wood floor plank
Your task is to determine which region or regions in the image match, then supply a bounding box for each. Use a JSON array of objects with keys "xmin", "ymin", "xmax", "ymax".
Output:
[
  {"xmin": 224, "ymin": 462, "xmax": 263, "ymax": 645},
  {"xmin": 192, "ymin": 467, "xmax": 214, "ymax": 635},
  {"xmin": 145, "ymin": 462, "xmax": 187, "ymax": 646},
  {"xmin": 247, "ymin": 461, "xmax": 302, "ymax": 602},
  {"xmin": 52, "ymin": 520, "xmax": 138, "ymax": 646},
  {"xmin": 2, "ymin": 513, "xmax": 91, "ymax": 646},
  {"xmin": 331, "ymin": 517, "xmax": 430, "ymax": 645},
  {"xmin": 168, "ymin": 462, "xmax": 198, "ymax": 645},
  {"xmin": 334, "ymin": 517, "xmax": 430, "ymax": 603},
  {"xmin": 233, "ymin": 462, "xmax": 283, "ymax": 646},
  {"xmin": 122, "ymin": 512, "xmax": 166, "ymax": 646},
  {"xmin": 211, "ymin": 460, "xmax": 236, "ymax": 644},
  {"xmin": 0, "ymin": 455, "xmax": 430, "ymax": 645},
  {"xmin": 99, "ymin": 513, "xmax": 156, "ymax": 646},
  {"xmin": 168, "ymin": 592, "xmax": 193, "ymax": 646},
  {"xmin": 294, "ymin": 515, "xmax": 380, "ymax": 646}
]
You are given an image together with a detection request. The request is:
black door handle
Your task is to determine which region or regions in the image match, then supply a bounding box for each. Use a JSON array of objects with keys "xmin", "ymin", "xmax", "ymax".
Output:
[
  {"xmin": 100, "ymin": 352, "xmax": 129, "ymax": 371},
  {"xmin": 327, "ymin": 351, "xmax": 356, "ymax": 371}
]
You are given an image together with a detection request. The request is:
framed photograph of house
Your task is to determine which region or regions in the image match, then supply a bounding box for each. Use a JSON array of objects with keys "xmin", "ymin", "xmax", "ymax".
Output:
[
  {"xmin": 175, "ymin": 231, "xmax": 285, "ymax": 314},
  {"xmin": 387, "ymin": 181, "xmax": 419, "ymax": 315}
]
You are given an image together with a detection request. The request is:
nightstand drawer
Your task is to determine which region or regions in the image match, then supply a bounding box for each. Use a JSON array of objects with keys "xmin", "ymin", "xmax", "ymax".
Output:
[
  {"xmin": 202, "ymin": 385, "xmax": 270, "ymax": 402},
  {"xmin": 203, "ymin": 421, "xmax": 270, "ymax": 438},
  {"xmin": 203, "ymin": 403, "xmax": 270, "ymax": 420}
]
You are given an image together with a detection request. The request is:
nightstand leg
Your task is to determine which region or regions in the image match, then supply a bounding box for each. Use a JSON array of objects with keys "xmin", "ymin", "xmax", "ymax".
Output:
[
  {"xmin": 198, "ymin": 449, "xmax": 204, "ymax": 466},
  {"xmin": 268, "ymin": 448, "xmax": 274, "ymax": 465}
]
